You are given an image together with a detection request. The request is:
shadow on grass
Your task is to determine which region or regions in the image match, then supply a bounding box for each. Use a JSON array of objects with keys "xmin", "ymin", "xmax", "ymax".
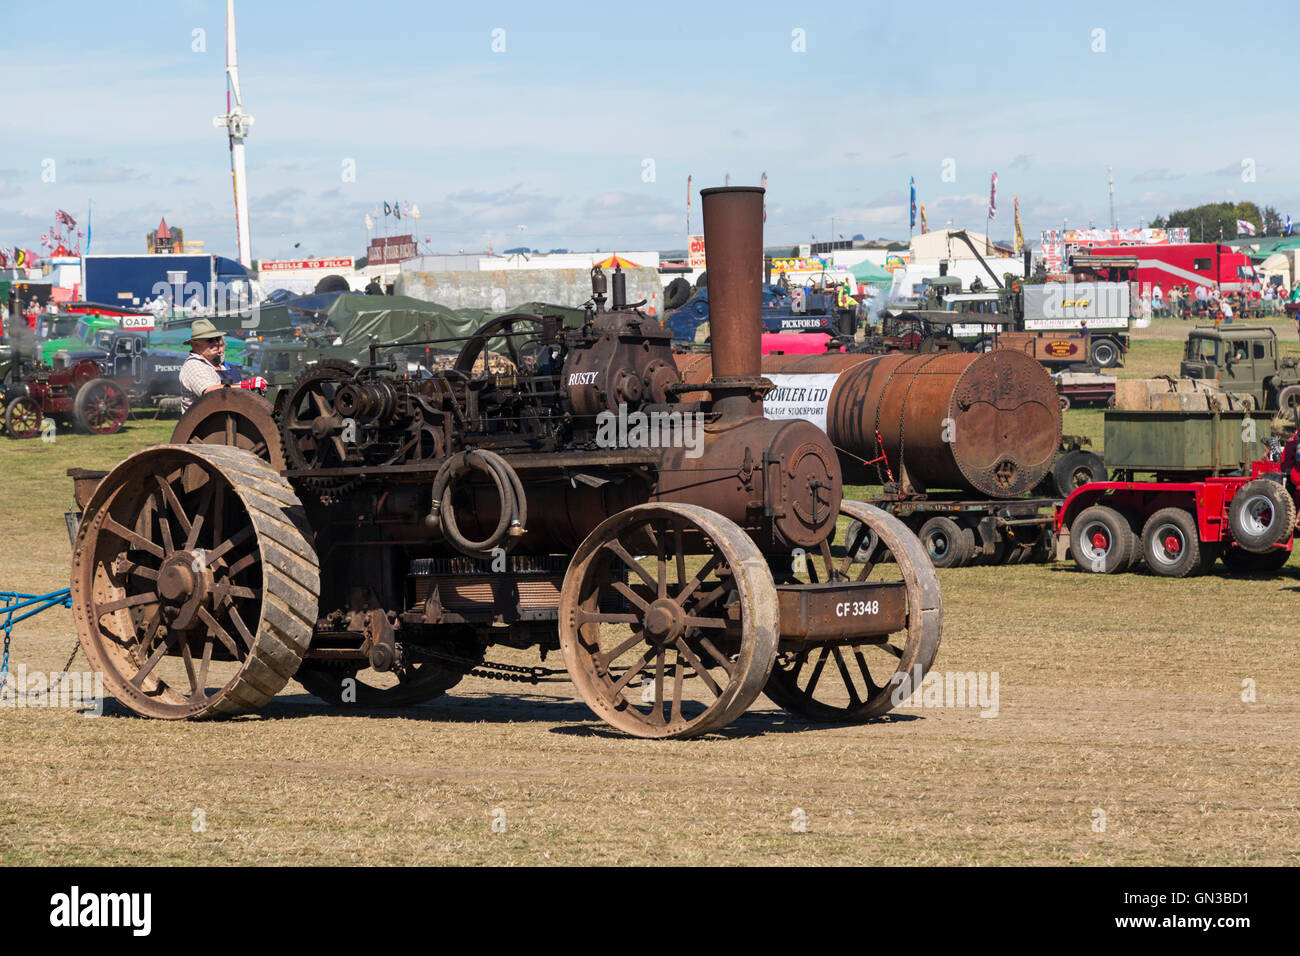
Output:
[{"xmin": 95, "ymin": 686, "xmax": 925, "ymax": 737}]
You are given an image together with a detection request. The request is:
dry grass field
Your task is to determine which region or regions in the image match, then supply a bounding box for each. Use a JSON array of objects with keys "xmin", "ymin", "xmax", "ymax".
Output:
[{"xmin": 1, "ymin": 325, "xmax": 1297, "ymax": 866}]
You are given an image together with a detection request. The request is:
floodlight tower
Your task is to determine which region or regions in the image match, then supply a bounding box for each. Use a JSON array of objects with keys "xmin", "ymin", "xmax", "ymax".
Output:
[{"xmin": 213, "ymin": 0, "xmax": 254, "ymax": 268}]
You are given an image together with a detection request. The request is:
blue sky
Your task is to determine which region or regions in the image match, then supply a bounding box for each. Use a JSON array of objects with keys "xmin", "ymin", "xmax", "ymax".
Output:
[{"xmin": 2, "ymin": 0, "xmax": 1296, "ymax": 260}]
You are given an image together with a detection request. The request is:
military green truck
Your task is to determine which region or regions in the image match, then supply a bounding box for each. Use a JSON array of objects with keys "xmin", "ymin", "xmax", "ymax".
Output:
[{"xmin": 1178, "ymin": 325, "xmax": 1300, "ymax": 419}]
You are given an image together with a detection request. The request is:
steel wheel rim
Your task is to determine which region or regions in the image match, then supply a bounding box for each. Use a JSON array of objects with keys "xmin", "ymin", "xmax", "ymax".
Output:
[
  {"xmin": 925, "ymin": 530, "xmax": 950, "ymax": 560},
  {"xmin": 1149, "ymin": 522, "xmax": 1186, "ymax": 566},
  {"xmin": 1241, "ymin": 495, "xmax": 1275, "ymax": 536},
  {"xmin": 559, "ymin": 503, "xmax": 779, "ymax": 739},
  {"xmin": 1078, "ymin": 521, "xmax": 1112, "ymax": 562}
]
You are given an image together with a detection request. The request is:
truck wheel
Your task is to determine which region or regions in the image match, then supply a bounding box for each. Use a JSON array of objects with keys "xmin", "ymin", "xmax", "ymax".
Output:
[
  {"xmin": 917, "ymin": 516, "xmax": 974, "ymax": 568},
  {"xmin": 1276, "ymin": 385, "xmax": 1300, "ymax": 424},
  {"xmin": 1089, "ymin": 338, "xmax": 1120, "ymax": 368},
  {"xmin": 1222, "ymin": 547, "xmax": 1291, "ymax": 574},
  {"xmin": 1070, "ymin": 505, "xmax": 1135, "ymax": 574},
  {"xmin": 1141, "ymin": 508, "xmax": 1204, "ymax": 578},
  {"xmin": 1228, "ymin": 478, "xmax": 1297, "ymax": 553},
  {"xmin": 1051, "ymin": 450, "xmax": 1107, "ymax": 497},
  {"xmin": 1058, "ymin": 393, "xmax": 1071, "ymax": 411}
]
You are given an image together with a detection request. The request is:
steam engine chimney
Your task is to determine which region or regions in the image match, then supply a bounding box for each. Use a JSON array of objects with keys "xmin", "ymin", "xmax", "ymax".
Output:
[{"xmin": 699, "ymin": 185, "xmax": 766, "ymax": 418}]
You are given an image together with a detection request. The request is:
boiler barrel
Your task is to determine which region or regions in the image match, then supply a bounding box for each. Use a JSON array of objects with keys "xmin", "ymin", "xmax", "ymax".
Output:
[{"xmin": 675, "ymin": 349, "xmax": 1061, "ymax": 498}]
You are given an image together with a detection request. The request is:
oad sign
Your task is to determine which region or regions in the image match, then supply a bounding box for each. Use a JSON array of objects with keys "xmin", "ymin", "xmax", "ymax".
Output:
[{"xmin": 688, "ymin": 235, "xmax": 706, "ymax": 270}]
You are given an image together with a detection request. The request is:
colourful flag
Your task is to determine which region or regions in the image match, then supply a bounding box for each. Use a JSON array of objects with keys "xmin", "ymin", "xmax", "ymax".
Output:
[
  {"xmin": 1286, "ymin": 215, "xmax": 1293, "ymax": 237},
  {"xmin": 920, "ymin": 203, "xmax": 927, "ymax": 234},
  {"xmin": 909, "ymin": 177, "xmax": 916, "ymax": 230},
  {"xmin": 393, "ymin": 201, "xmax": 401, "ymax": 220},
  {"xmin": 1014, "ymin": 195, "xmax": 1024, "ymax": 253},
  {"xmin": 1236, "ymin": 219, "xmax": 1256, "ymax": 236},
  {"xmin": 410, "ymin": 204, "xmax": 421, "ymax": 219},
  {"xmin": 365, "ymin": 213, "xmax": 373, "ymax": 231},
  {"xmin": 988, "ymin": 172, "xmax": 997, "ymax": 220},
  {"xmin": 55, "ymin": 209, "xmax": 76, "ymax": 229},
  {"xmin": 383, "ymin": 202, "xmax": 392, "ymax": 217}
]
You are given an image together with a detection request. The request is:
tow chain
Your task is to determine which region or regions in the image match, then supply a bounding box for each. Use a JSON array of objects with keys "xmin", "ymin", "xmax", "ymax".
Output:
[{"xmin": 408, "ymin": 647, "xmax": 564, "ymax": 685}]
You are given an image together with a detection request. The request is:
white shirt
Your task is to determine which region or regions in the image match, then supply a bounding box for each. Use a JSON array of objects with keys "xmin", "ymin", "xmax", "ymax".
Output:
[{"xmin": 179, "ymin": 352, "xmax": 223, "ymax": 413}]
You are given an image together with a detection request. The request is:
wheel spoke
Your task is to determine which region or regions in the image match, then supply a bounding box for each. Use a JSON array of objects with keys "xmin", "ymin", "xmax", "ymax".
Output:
[
  {"xmin": 819, "ymin": 538, "xmax": 836, "ymax": 582},
  {"xmin": 603, "ymin": 540, "xmax": 658, "ymax": 591},
  {"xmin": 651, "ymin": 647, "xmax": 666, "ymax": 725},
  {"xmin": 610, "ymin": 580, "xmax": 650, "ymax": 611},
  {"xmin": 673, "ymin": 518, "xmax": 687, "ymax": 592},
  {"xmin": 682, "ymin": 614, "xmax": 727, "ymax": 630},
  {"xmin": 853, "ymin": 647, "xmax": 881, "ymax": 696},
  {"xmin": 95, "ymin": 592, "xmax": 157, "ymax": 617},
  {"xmin": 227, "ymin": 606, "xmax": 255, "ymax": 651},
  {"xmin": 804, "ymin": 647, "xmax": 830, "ymax": 696},
  {"xmin": 102, "ymin": 516, "xmax": 164, "ymax": 559},
  {"xmin": 598, "ymin": 631, "xmax": 646, "ymax": 668},
  {"xmin": 180, "ymin": 636, "xmax": 198, "ymax": 696},
  {"xmin": 195, "ymin": 636, "xmax": 213, "ymax": 696},
  {"xmin": 130, "ymin": 629, "xmax": 177, "ymax": 687},
  {"xmin": 674, "ymin": 554, "xmax": 720, "ymax": 605},
  {"xmin": 831, "ymin": 647, "xmax": 862, "ymax": 706},
  {"xmin": 198, "ymin": 607, "xmax": 243, "ymax": 658},
  {"xmin": 655, "ymin": 522, "xmax": 668, "ymax": 599},
  {"xmin": 674, "ymin": 637, "xmax": 723, "ymax": 697},
  {"xmin": 610, "ymin": 649, "xmax": 655, "ymax": 695},
  {"xmin": 671, "ymin": 648, "xmax": 686, "ymax": 722},
  {"xmin": 575, "ymin": 609, "xmax": 641, "ymax": 626},
  {"xmin": 209, "ymin": 526, "xmax": 253, "ymax": 563},
  {"xmin": 182, "ymin": 484, "xmax": 214, "ymax": 552},
  {"xmin": 154, "ymin": 474, "xmax": 193, "ymax": 540},
  {"xmin": 698, "ymin": 636, "xmax": 735, "ymax": 676}
]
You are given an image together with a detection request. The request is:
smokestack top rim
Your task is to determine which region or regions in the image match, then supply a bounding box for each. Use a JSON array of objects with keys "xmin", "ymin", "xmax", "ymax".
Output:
[{"xmin": 700, "ymin": 186, "xmax": 765, "ymax": 197}]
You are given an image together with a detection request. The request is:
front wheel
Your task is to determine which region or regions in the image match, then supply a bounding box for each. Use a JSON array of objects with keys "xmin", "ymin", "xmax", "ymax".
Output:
[
  {"xmin": 1089, "ymin": 338, "xmax": 1120, "ymax": 368},
  {"xmin": 559, "ymin": 503, "xmax": 779, "ymax": 739}
]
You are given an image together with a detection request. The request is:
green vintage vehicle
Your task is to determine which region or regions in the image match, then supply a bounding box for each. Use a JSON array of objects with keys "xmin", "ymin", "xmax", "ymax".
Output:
[{"xmin": 1178, "ymin": 325, "xmax": 1300, "ymax": 418}]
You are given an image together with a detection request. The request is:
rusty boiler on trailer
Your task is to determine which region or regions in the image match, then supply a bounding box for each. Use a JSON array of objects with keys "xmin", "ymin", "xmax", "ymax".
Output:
[
  {"xmin": 675, "ymin": 348, "xmax": 1062, "ymax": 498},
  {"xmin": 67, "ymin": 185, "xmax": 943, "ymax": 739}
]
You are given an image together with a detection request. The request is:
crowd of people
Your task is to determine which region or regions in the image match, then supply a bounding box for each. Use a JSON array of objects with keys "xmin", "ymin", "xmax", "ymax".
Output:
[{"xmin": 1139, "ymin": 280, "xmax": 1298, "ymax": 324}]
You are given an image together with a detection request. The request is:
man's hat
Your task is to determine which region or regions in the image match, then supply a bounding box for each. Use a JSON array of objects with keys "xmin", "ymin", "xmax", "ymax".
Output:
[{"xmin": 186, "ymin": 319, "xmax": 224, "ymax": 344}]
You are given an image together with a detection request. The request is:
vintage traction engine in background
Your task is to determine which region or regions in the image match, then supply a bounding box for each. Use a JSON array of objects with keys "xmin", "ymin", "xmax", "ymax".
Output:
[{"xmin": 68, "ymin": 187, "xmax": 943, "ymax": 738}]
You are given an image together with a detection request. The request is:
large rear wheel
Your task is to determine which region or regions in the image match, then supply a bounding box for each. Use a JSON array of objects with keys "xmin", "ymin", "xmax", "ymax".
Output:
[{"xmin": 70, "ymin": 445, "xmax": 319, "ymax": 718}]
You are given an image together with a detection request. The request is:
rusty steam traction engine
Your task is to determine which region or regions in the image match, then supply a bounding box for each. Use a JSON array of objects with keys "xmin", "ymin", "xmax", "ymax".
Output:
[{"xmin": 68, "ymin": 187, "xmax": 943, "ymax": 738}]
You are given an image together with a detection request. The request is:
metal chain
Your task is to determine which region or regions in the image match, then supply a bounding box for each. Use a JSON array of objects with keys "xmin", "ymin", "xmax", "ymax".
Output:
[{"xmin": 409, "ymin": 647, "xmax": 565, "ymax": 685}]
